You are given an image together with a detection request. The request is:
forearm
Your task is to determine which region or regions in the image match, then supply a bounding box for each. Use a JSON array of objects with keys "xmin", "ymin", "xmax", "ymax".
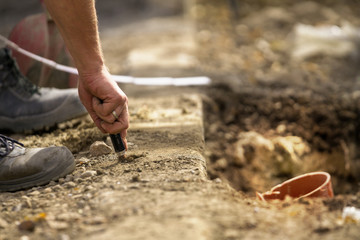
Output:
[
  {"xmin": 43, "ymin": 0, "xmax": 129, "ymax": 136},
  {"xmin": 43, "ymin": 0, "xmax": 104, "ymax": 75}
]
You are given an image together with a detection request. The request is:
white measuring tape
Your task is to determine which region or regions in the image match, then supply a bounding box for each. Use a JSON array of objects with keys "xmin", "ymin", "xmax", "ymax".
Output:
[{"xmin": 0, "ymin": 34, "xmax": 210, "ymax": 86}]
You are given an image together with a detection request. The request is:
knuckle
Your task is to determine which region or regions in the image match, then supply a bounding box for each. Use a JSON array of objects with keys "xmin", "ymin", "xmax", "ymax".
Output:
[
  {"xmin": 122, "ymin": 121, "xmax": 129, "ymax": 130},
  {"xmin": 118, "ymin": 94, "xmax": 128, "ymax": 105}
]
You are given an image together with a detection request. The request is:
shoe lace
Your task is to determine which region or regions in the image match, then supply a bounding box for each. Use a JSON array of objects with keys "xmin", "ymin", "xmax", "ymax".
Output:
[
  {"xmin": 0, "ymin": 48, "xmax": 39, "ymax": 95},
  {"xmin": 0, "ymin": 134, "xmax": 24, "ymax": 157}
]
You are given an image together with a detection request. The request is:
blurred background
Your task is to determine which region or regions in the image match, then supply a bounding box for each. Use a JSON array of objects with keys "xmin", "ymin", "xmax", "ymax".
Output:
[{"xmin": 0, "ymin": 0, "xmax": 184, "ymax": 38}]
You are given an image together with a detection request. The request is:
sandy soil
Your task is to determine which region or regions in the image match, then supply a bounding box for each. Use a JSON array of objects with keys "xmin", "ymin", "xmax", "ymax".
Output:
[{"xmin": 1, "ymin": 0, "xmax": 360, "ymax": 239}]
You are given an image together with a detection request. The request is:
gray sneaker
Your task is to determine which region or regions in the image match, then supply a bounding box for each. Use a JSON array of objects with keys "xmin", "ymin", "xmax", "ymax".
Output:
[
  {"xmin": 0, "ymin": 134, "xmax": 75, "ymax": 192},
  {"xmin": 0, "ymin": 48, "xmax": 87, "ymax": 133}
]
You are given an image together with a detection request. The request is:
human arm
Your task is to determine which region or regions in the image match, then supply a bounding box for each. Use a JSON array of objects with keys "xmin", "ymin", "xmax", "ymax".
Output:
[{"xmin": 43, "ymin": 0, "xmax": 129, "ymax": 146}]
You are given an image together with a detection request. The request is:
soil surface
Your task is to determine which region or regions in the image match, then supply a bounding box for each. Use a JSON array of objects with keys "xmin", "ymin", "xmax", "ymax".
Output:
[{"xmin": 1, "ymin": 0, "xmax": 360, "ymax": 239}]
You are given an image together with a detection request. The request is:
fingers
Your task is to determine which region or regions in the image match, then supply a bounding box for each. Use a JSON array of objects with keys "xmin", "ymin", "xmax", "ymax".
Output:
[
  {"xmin": 120, "ymin": 129, "xmax": 128, "ymax": 150},
  {"xmin": 88, "ymin": 112, "xmax": 107, "ymax": 133},
  {"xmin": 100, "ymin": 104, "xmax": 129, "ymax": 134},
  {"xmin": 78, "ymin": 82, "xmax": 107, "ymax": 133},
  {"xmin": 92, "ymin": 97, "xmax": 126, "ymax": 124},
  {"xmin": 77, "ymin": 70, "xmax": 129, "ymax": 136}
]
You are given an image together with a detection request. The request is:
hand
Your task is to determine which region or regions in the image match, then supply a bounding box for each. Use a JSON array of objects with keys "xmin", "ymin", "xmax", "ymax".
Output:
[{"xmin": 78, "ymin": 66, "xmax": 129, "ymax": 148}]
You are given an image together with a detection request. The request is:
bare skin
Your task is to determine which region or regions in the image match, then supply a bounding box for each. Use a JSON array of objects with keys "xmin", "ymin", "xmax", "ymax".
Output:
[{"xmin": 43, "ymin": 0, "xmax": 129, "ymax": 148}]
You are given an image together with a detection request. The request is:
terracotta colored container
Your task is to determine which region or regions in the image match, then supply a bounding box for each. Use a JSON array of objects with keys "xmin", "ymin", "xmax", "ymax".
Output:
[{"xmin": 256, "ymin": 172, "xmax": 334, "ymax": 201}]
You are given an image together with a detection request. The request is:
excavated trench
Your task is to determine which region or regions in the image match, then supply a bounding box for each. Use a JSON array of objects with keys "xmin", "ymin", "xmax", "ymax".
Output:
[
  {"xmin": 202, "ymin": 83, "xmax": 360, "ymax": 197},
  {"xmin": 193, "ymin": 0, "xmax": 360, "ymax": 197}
]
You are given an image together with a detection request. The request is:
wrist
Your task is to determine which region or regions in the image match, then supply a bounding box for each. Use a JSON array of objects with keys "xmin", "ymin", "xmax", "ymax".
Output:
[{"xmin": 76, "ymin": 59, "xmax": 106, "ymax": 76}]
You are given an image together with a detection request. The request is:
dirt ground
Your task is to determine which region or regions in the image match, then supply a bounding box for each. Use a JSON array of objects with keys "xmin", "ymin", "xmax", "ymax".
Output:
[{"xmin": 1, "ymin": 0, "xmax": 360, "ymax": 239}]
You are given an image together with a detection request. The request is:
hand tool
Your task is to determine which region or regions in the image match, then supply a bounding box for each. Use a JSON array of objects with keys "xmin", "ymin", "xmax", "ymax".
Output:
[{"xmin": 110, "ymin": 133, "xmax": 126, "ymax": 157}]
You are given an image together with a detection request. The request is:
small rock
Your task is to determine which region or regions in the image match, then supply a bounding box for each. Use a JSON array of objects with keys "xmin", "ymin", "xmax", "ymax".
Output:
[
  {"xmin": 89, "ymin": 141, "xmax": 112, "ymax": 156},
  {"xmin": 81, "ymin": 171, "xmax": 97, "ymax": 179},
  {"xmin": 21, "ymin": 196, "xmax": 32, "ymax": 208},
  {"xmin": 85, "ymin": 185, "xmax": 94, "ymax": 191},
  {"xmin": 47, "ymin": 220, "xmax": 69, "ymax": 230},
  {"xmin": 57, "ymin": 212, "xmax": 82, "ymax": 221},
  {"xmin": 131, "ymin": 174, "xmax": 141, "ymax": 182},
  {"xmin": 65, "ymin": 175, "xmax": 73, "ymax": 182},
  {"xmin": 48, "ymin": 180, "xmax": 57, "ymax": 186},
  {"xmin": 52, "ymin": 185, "xmax": 64, "ymax": 192},
  {"xmin": 18, "ymin": 220, "xmax": 35, "ymax": 232},
  {"xmin": 214, "ymin": 178, "xmax": 222, "ymax": 183},
  {"xmin": 83, "ymin": 216, "xmax": 107, "ymax": 225},
  {"xmin": 49, "ymin": 193, "xmax": 57, "ymax": 198},
  {"xmin": 0, "ymin": 217, "xmax": 8, "ymax": 228},
  {"xmin": 64, "ymin": 181, "xmax": 76, "ymax": 188},
  {"xmin": 60, "ymin": 234, "xmax": 71, "ymax": 240},
  {"xmin": 28, "ymin": 190, "xmax": 40, "ymax": 196},
  {"xmin": 213, "ymin": 158, "xmax": 228, "ymax": 170},
  {"xmin": 129, "ymin": 184, "xmax": 140, "ymax": 189},
  {"xmin": 20, "ymin": 236, "xmax": 30, "ymax": 240},
  {"xmin": 76, "ymin": 157, "xmax": 90, "ymax": 165},
  {"xmin": 12, "ymin": 203, "xmax": 22, "ymax": 212},
  {"xmin": 43, "ymin": 187, "xmax": 52, "ymax": 193},
  {"xmin": 74, "ymin": 178, "xmax": 84, "ymax": 183}
]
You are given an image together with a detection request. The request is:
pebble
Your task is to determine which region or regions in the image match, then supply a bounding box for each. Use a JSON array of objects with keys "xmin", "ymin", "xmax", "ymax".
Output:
[
  {"xmin": 18, "ymin": 220, "xmax": 35, "ymax": 232},
  {"xmin": 64, "ymin": 181, "xmax": 76, "ymax": 189},
  {"xmin": 81, "ymin": 171, "xmax": 97, "ymax": 179},
  {"xmin": 89, "ymin": 141, "xmax": 112, "ymax": 156},
  {"xmin": 60, "ymin": 234, "xmax": 71, "ymax": 240},
  {"xmin": 74, "ymin": 178, "xmax": 84, "ymax": 183},
  {"xmin": 131, "ymin": 174, "xmax": 141, "ymax": 182},
  {"xmin": 214, "ymin": 178, "xmax": 222, "ymax": 183},
  {"xmin": 43, "ymin": 187, "xmax": 52, "ymax": 193},
  {"xmin": 0, "ymin": 217, "xmax": 8, "ymax": 228},
  {"xmin": 85, "ymin": 185, "xmax": 95, "ymax": 191},
  {"xmin": 47, "ymin": 220, "xmax": 69, "ymax": 230},
  {"xmin": 58, "ymin": 178, "xmax": 65, "ymax": 184},
  {"xmin": 57, "ymin": 212, "xmax": 82, "ymax": 221},
  {"xmin": 52, "ymin": 185, "xmax": 64, "ymax": 192},
  {"xmin": 76, "ymin": 157, "xmax": 90, "ymax": 165},
  {"xmin": 21, "ymin": 196, "xmax": 32, "ymax": 208},
  {"xmin": 12, "ymin": 204, "xmax": 22, "ymax": 212},
  {"xmin": 83, "ymin": 216, "xmax": 107, "ymax": 225},
  {"xmin": 28, "ymin": 190, "xmax": 40, "ymax": 196},
  {"xmin": 65, "ymin": 175, "xmax": 74, "ymax": 182}
]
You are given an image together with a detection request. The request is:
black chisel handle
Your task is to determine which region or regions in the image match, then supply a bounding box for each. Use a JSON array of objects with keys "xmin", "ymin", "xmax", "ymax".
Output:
[{"xmin": 110, "ymin": 134, "xmax": 126, "ymax": 155}]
